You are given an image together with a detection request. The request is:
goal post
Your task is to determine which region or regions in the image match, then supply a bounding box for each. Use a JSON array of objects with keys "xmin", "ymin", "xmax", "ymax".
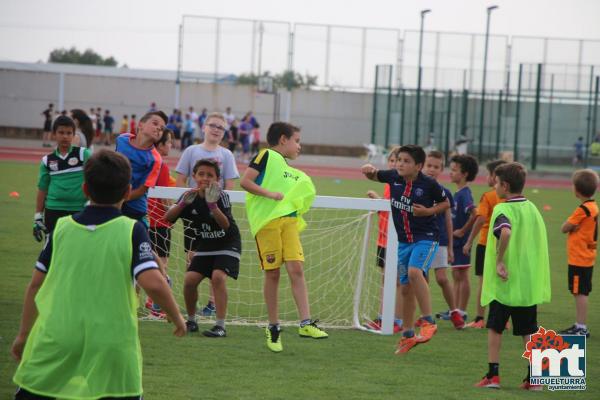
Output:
[{"xmin": 148, "ymin": 187, "xmax": 398, "ymax": 335}]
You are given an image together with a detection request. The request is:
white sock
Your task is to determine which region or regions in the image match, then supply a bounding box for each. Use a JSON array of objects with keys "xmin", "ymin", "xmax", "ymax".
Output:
[{"xmin": 576, "ymin": 323, "xmax": 587, "ymax": 330}]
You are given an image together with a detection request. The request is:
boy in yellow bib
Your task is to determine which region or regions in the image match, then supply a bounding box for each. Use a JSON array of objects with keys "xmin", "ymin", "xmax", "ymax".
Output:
[{"xmin": 241, "ymin": 122, "xmax": 328, "ymax": 353}]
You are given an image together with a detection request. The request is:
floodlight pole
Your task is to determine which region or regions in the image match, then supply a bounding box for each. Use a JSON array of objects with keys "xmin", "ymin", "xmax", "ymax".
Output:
[
  {"xmin": 478, "ymin": 5, "xmax": 498, "ymax": 160},
  {"xmin": 414, "ymin": 9, "xmax": 431, "ymax": 144}
]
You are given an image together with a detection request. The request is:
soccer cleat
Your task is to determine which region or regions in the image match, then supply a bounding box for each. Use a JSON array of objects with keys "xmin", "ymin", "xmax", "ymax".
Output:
[
  {"xmin": 559, "ymin": 325, "xmax": 590, "ymax": 338},
  {"xmin": 364, "ymin": 318, "xmax": 382, "ymax": 331},
  {"xmin": 475, "ymin": 375, "xmax": 500, "ymax": 388},
  {"xmin": 201, "ymin": 301, "xmax": 216, "ymax": 317},
  {"xmin": 299, "ymin": 320, "xmax": 329, "ymax": 339},
  {"xmin": 395, "ymin": 335, "xmax": 420, "ymax": 354},
  {"xmin": 186, "ymin": 320, "xmax": 199, "ymax": 333},
  {"xmin": 435, "ymin": 310, "xmax": 451, "ymax": 320},
  {"xmin": 466, "ymin": 319, "xmax": 485, "ymax": 329},
  {"xmin": 202, "ymin": 325, "xmax": 227, "ymax": 338},
  {"xmin": 520, "ymin": 380, "xmax": 543, "ymax": 391},
  {"xmin": 266, "ymin": 326, "xmax": 283, "ymax": 352},
  {"xmin": 450, "ymin": 310, "xmax": 466, "ymax": 330},
  {"xmin": 416, "ymin": 322, "xmax": 437, "ymax": 343},
  {"xmin": 394, "ymin": 321, "xmax": 403, "ymax": 334}
]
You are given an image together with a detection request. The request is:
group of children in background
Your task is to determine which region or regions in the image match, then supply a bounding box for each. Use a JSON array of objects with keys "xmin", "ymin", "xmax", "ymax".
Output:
[
  {"xmin": 362, "ymin": 144, "xmax": 597, "ymax": 390},
  {"xmin": 11, "ymin": 107, "xmax": 597, "ymax": 397}
]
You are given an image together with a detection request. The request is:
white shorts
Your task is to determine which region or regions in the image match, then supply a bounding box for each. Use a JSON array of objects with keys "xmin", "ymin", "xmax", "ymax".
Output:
[{"xmin": 430, "ymin": 246, "xmax": 449, "ymax": 269}]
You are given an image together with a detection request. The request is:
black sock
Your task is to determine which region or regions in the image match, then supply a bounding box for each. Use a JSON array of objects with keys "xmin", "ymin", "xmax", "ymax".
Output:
[
  {"xmin": 524, "ymin": 367, "xmax": 530, "ymax": 382},
  {"xmin": 488, "ymin": 363, "xmax": 499, "ymax": 378},
  {"xmin": 475, "ymin": 316, "xmax": 484, "ymax": 323}
]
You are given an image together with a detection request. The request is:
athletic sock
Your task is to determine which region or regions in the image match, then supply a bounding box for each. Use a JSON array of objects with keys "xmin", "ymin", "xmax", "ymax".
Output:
[
  {"xmin": 402, "ymin": 329, "xmax": 415, "ymax": 338},
  {"xmin": 188, "ymin": 315, "xmax": 195, "ymax": 322},
  {"xmin": 300, "ymin": 319, "xmax": 312, "ymax": 327},
  {"xmin": 394, "ymin": 318, "xmax": 404, "ymax": 326},
  {"xmin": 488, "ymin": 363, "xmax": 499, "ymax": 378},
  {"xmin": 216, "ymin": 319, "xmax": 225, "ymax": 328},
  {"xmin": 422, "ymin": 315, "xmax": 435, "ymax": 324},
  {"xmin": 268, "ymin": 323, "xmax": 280, "ymax": 331},
  {"xmin": 576, "ymin": 323, "xmax": 587, "ymax": 330}
]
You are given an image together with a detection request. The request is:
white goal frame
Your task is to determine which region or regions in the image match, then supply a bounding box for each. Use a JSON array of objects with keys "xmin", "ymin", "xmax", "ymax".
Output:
[{"xmin": 149, "ymin": 187, "xmax": 399, "ymax": 335}]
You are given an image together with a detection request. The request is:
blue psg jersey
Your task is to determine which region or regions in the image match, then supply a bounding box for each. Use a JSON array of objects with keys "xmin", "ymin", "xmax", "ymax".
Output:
[
  {"xmin": 377, "ymin": 170, "xmax": 447, "ymax": 243},
  {"xmin": 436, "ymin": 186, "xmax": 454, "ymax": 246},
  {"xmin": 452, "ymin": 186, "xmax": 475, "ymax": 248}
]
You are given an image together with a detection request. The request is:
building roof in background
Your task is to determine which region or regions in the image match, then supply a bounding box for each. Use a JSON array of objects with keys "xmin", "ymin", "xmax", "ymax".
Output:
[{"xmin": 0, "ymin": 60, "xmax": 236, "ymax": 83}]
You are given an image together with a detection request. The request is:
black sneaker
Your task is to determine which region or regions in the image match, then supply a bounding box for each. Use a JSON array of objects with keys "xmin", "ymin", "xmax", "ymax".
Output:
[
  {"xmin": 203, "ymin": 325, "xmax": 227, "ymax": 338},
  {"xmin": 560, "ymin": 325, "xmax": 590, "ymax": 338},
  {"xmin": 186, "ymin": 320, "xmax": 199, "ymax": 333}
]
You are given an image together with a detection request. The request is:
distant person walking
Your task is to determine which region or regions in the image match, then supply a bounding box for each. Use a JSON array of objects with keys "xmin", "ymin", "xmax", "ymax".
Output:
[
  {"xmin": 574, "ymin": 136, "xmax": 584, "ymax": 166},
  {"xmin": 41, "ymin": 103, "xmax": 54, "ymax": 147}
]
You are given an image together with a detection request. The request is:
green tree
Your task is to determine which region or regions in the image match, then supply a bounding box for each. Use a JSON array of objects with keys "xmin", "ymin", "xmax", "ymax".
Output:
[{"xmin": 48, "ymin": 47, "xmax": 118, "ymax": 66}]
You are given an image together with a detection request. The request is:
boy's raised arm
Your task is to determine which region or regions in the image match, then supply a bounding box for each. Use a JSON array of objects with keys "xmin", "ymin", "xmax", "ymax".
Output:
[{"xmin": 361, "ymin": 164, "xmax": 380, "ymax": 181}]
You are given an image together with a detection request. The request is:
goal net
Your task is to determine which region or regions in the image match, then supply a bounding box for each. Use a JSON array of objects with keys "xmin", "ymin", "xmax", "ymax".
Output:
[{"xmin": 144, "ymin": 187, "xmax": 399, "ymax": 332}]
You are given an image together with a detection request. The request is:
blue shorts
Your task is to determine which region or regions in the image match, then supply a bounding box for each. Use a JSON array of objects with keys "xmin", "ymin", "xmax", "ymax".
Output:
[
  {"xmin": 397, "ymin": 240, "xmax": 438, "ymax": 285},
  {"xmin": 452, "ymin": 246, "xmax": 471, "ymax": 268}
]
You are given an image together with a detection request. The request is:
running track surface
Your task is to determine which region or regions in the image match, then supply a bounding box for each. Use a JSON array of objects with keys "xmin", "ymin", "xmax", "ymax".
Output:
[{"xmin": 0, "ymin": 146, "xmax": 572, "ymax": 189}]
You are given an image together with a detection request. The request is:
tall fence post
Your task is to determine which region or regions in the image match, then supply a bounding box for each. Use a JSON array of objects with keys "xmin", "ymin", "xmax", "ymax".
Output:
[
  {"xmin": 400, "ymin": 89, "xmax": 406, "ymax": 145},
  {"xmin": 415, "ymin": 67, "xmax": 423, "ymax": 144},
  {"xmin": 585, "ymin": 66, "xmax": 595, "ymax": 166},
  {"xmin": 585, "ymin": 76, "xmax": 599, "ymax": 167},
  {"xmin": 495, "ymin": 90, "xmax": 503, "ymax": 158},
  {"xmin": 513, "ymin": 64, "xmax": 523, "ymax": 162},
  {"xmin": 385, "ymin": 68, "xmax": 393, "ymax": 148},
  {"xmin": 370, "ymin": 66, "xmax": 380, "ymax": 144},
  {"xmin": 461, "ymin": 89, "xmax": 469, "ymax": 137},
  {"xmin": 531, "ymin": 63, "xmax": 543, "ymax": 171},
  {"xmin": 429, "ymin": 89, "xmax": 437, "ymax": 137},
  {"xmin": 445, "ymin": 90, "xmax": 453, "ymax": 158}
]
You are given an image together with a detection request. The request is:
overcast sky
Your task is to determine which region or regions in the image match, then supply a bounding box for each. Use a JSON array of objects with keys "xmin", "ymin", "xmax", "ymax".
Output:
[{"xmin": 2, "ymin": 0, "xmax": 599, "ymax": 73}]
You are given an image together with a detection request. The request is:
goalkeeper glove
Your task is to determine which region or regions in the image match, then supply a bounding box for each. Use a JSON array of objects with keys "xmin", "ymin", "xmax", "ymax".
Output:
[
  {"xmin": 205, "ymin": 182, "xmax": 221, "ymax": 210},
  {"xmin": 33, "ymin": 212, "xmax": 48, "ymax": 242}
]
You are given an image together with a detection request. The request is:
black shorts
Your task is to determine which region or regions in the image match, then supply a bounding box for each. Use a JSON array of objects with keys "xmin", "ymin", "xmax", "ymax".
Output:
[
  {"xmin": 188, "ymin": 253, "xmax": 240, "ymax": 280},
  {"xmin": 43, "ymin": 121, "xmax": 52, "ymax": 132},
  {"xmin": 183, "ymin": 220, "xmax": 195, "ymax": 252},
  {"xmin": 149, "ymin": 226, "xmax": 172, "ymax": 258},
  {"xmin": 44, "ymin": 209, "xmax": 78, "ymax": 233},
  {"xmin": 376, "ymin": 246, "xmax": 386, "ymax": 268},
  {"xmin": 15, "ymin": 387, "xmax": 142, "ymax": 399},
  {"xmin": 568, "ymin": 265, "xmax": 593, "ymax": 296},
  {"xmin": 475, "ymin": 244, "xmax": 486, "ymax": 276},
  {"xmin": 486, "ymin": 300, "xmax": 537, "ymax": 336}
]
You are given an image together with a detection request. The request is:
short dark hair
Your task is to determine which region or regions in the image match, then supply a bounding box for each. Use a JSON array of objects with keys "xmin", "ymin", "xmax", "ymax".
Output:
[
  {"xmin": 486, "ymin": 159, "xmax": 507, "ymax": 175},
  {"xmin": 84, "ymin": 150, "xmax": 131, "ymax": 204},
  {"xmin": 495, "ymin": 162, "xmax": 527, "ymax": 194},
  {"xmin": 192, "ymin": 159, "xmax": 221, "ymax": 178},
  {"xmin": 427, "ymin": 150, "xmax": 445, "ymax": 165},
  {"xmin": 140, "ymin": 110, "xmax": 168, "ymax": 124},
  {"xmin": 573, "ymin": 169, "xmax": 599, "ymax": 197},
  {"xmin": 156, "ymin": 128, "xmax": 173, "ymax": 146},
  {"xmin": 52, "ymin": 115, "xmax": 76, "ymax": 133},
  {"xmin": 397, "ymin": 145, "xmax": 426, "ymax": 166},
  {"xmin": 450, "ymin": 154, "xmax": 479, "ymax": 182},
  {"xmin": 266, "ymin": 122, "xmax": 299, "ymax": 146}
]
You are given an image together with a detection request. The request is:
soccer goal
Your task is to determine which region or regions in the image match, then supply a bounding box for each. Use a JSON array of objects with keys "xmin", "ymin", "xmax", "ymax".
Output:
[{"xmin": 146, "ymin": 187, "xmax": 399, "ymax": 334}]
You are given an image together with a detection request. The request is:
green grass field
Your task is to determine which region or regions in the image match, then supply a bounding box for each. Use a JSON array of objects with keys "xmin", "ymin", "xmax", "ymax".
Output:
[{"xmin": 0, "ymin": 160, "xmax": 598, "ymax": 400}]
